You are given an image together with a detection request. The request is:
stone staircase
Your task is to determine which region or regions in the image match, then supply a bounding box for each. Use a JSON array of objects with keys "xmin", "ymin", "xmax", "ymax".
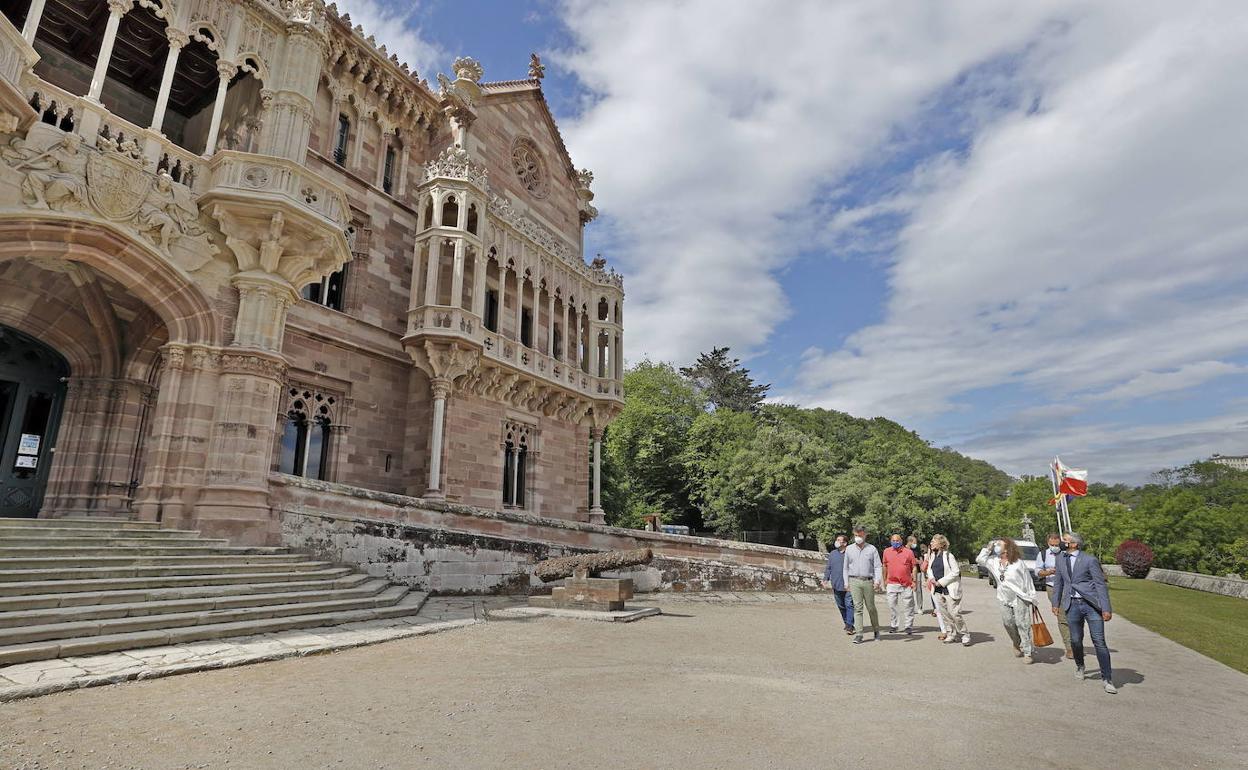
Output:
[{"xmin": 0, "ymin": 517, "xmax": 426, "ymax": 667}]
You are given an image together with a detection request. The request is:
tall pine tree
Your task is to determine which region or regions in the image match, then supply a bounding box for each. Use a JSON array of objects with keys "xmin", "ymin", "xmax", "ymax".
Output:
[{"xmin": 680, "ymin": 347, "xmax": 770, "ymax": 413}]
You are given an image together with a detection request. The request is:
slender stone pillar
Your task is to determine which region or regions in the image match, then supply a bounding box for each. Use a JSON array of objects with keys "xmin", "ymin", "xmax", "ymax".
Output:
[
  {"xmin": 451, "ymin": 240, "xmax": 465, "ymax": 310},
  {"xmin": 471, "ymin": 253, "xmax": 486, "ymax": 318},
  {"xmin": 424, "ymin": 240, "xmax": 441, "ymax": 306},
  {"xmin": 426, "ymin": 379, "xmax": 449, "ymax": 497},
  {"xmin": 514, "ymin": 275, "xmax": 525, "ymax": 343},
  {"xmin": 546, "ymin": 292, "xmax": 555, "ymax": 356},
  {"xmin": 203, "ymin": 60, "xmax": 237, "ymax": 156},
  {"xmin": 589, "ymin": 427, "xmax": 605, "ymax": 524},
  {"xmin": 496, "ymin": 266, "xmax": 506, "ymax": 331},
  {"xmin": 149, "ymin": 29, "xmax": 188, "ymax": 133},
  {"xmin": 21, "ymin": 0, "xmax": 48, "ymax": 43},
  {"xmin": 87, "ymin": 0, "xmax": 132, "ymax": 103}
]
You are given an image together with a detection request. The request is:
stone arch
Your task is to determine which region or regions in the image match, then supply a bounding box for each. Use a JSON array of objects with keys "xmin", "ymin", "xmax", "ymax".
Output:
[{"xmin": 0, "ymin": 219, "xmax": 220, "ymax": 346}]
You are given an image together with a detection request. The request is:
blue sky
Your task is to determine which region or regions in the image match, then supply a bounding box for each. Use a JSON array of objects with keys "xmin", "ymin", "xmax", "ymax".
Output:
[{"xmin": 338, "ymin": 0, "xmax": 1248, "ymax": 484}]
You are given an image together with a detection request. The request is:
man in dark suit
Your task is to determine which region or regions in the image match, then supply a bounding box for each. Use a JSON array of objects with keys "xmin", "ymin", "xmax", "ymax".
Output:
[{"xmin": 1051, "ymin": 531, "xmax": 1116, "ymax": 694}]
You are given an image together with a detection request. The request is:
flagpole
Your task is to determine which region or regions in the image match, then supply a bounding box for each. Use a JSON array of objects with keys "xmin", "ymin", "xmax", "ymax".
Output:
[{"xmin": 1050, "ymin": 457, "xmax": 1065, "ymax": 536}]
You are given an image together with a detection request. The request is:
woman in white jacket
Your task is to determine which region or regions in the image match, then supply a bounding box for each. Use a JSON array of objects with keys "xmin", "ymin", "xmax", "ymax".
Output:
[
  {"xmin": 976, "ymin": 537, "xmax": 1038, "ymax": 663},
  {"xmin": 924, "ymin": 534, "xmax": 969, "ymax": 646}
]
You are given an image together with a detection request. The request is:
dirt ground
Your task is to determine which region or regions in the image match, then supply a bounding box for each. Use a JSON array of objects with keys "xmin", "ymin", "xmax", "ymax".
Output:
[{"xmin": 2, "ymin": 582, "xmax": 1246, "ymax": 770}]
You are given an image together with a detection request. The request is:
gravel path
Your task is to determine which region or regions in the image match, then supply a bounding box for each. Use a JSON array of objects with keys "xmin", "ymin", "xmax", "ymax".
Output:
[{"xmin": 2, "ymin": 581, "xmax": 1245, "ymax": 769}]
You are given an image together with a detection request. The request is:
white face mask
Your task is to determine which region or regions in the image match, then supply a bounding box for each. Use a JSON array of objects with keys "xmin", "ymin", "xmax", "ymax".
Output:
[
  {"xmin": 993, "ymin": 545, "xmax": 1003, "ymax": 556},
  {"xmin": 853, "ymin": 536, "xmax": 865, "ymax": 545},
  {"xmin": 835, "ymin": 541, "xmax": 846, "ymax": 550}
]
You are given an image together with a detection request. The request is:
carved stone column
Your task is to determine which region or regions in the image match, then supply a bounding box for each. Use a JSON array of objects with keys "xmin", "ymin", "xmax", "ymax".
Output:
[
  {"xmin": 150, "ymin": 28, "xmax": 188, "ymax": 133},
  {"xmin": 405, "ymin": 341, "xmax": 479, "ymax": 499},
  {"xmin": 87, "ymin": 0, "xmax": 132, "ymax": 102},
  {"xmin": 203, "ymin": 60, "xmax": 239, "ymax": 156},
  {"xmin": 254, "ymin": 21, "xmax": 323, "ymax": 162},
  {"xmin": 589, "ymin": 425, "xmax": 605, "ymax": 525},
  {"xmin": 21, "ymin": 0, "xmax": 48, "ymax": 43}
]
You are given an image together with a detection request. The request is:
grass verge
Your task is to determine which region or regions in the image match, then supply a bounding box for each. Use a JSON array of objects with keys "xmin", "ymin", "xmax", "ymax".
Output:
[{"xmin": 1109, "ymin": 576, "xmax": 1248, "ymax": 674}]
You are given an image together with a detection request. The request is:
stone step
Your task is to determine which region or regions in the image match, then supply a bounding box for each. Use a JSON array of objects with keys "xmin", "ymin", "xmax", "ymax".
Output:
[
  {"xmin": 0, "ymin": 579, "xmax": 398, "ymax": 630},
  {"xmin": 0, "ymin": 590, "xmax": 428, "ymax": 666},
  {"xmin": 0, "ymin": 554, "xmax": 308, "ymax": 571},
  {"xmin": 0, "ymin": 572, "xmax": 373, "ymax": 612},
  {"xmin": 0, "ymin": 560, "xmax": 337, "ymax": 583},
  {"xmin": 0, "ymin": 517, "xmax": 159, "ymax": 529},
  {"xmin": 0, "ymin": 567, "xmax": 356, "ymax": 596},
  {"xmin": 0, "ymin": 525, "xmax": 198, "ymax": 536},
  {"xmin": 0, "ymin": 585, "xmax": 411, "ymax": 646},
  {"xmin": 0, "ymin": 546, "xmax": 288, "ymax": 558},
  {"xmin": 0, "ymin": 531, "xmax": 219, "ymax": 544}
]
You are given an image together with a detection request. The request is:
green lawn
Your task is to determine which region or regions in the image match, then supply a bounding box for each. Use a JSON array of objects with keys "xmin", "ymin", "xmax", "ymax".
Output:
[{"xmin": 1109, "ymin": 577, "xmax": 1248, "ymax": 674}]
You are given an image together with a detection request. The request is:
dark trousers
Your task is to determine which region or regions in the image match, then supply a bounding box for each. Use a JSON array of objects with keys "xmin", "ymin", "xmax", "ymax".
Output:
[
  {"xmin": 1067, "ymin": 599, "xmax": 1113, "ymax": 681},
  {"xmin": 833, "ymin": 589, "xmax": 854, "ymax": 628}
]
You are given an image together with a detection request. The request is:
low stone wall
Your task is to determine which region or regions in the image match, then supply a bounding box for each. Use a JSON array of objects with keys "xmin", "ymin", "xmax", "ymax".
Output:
[
  {"xmin": 1103, "ymin": 564, "xmax": 1247, "ymax": 599},
  {"xmin": 272, "ymin": 475, "xmax": 825, "ymax": 595}
]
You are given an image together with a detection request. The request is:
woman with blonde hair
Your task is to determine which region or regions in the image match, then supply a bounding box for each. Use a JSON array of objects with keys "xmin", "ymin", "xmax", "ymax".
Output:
[
  {"xmin": 976, "ymin": 537, "xmax": 1038, "ymax": 663},
  {"xmin": 924, "ymin": 534, "xmax": 970, "ymax": 646}
]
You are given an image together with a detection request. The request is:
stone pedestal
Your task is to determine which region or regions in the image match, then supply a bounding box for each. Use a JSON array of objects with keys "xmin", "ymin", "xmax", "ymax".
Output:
[{"xmin": 531, "ymin": 567, "xmax": 635, "ymax": 612}]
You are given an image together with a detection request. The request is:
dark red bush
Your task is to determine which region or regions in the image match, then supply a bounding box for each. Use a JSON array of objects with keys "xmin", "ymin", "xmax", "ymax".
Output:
[{"xmin": 1115, "ymin": 540, "xmax": 1155, "ymax": 579}]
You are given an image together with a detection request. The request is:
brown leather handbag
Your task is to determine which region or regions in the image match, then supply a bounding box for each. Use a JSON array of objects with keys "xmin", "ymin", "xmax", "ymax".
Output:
[{"xmin": 1031, "ymin": 604, "xmax": 1054, "ymax": 647}]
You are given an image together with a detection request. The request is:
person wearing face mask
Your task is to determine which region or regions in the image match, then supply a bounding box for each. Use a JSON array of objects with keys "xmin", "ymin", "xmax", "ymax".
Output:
[
  {"xmin": 976, "ymin": 537, "xmax": 1037, "ymax": 663},
  {"xmin": 1034, "ymin": 532, "xmax": 1073, "ymax": 658},
  {"xmin": 906, "ymin": 535, "xmax": 924, "ymax": 611},
  {"xmin": 842, "ymin": 526, "xmax": 882, "ymax": 644},
  {"xmin": 882, "ymin": 533, "xmax": 918, "ymax": 635},
  {"xmin": 924, "ymin": 533, "xmax": 970, "ymax": 645},
  {"xmin": 822, "ymin": 535, "xmax": 856, "ymax": 634},
  {"xmin": 1051, "ymin": 532, "xmax": 1116, "ymax": 694}
]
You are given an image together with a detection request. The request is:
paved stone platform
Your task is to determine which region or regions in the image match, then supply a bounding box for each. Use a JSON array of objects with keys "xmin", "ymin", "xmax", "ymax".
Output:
[
  {"xmin": 3, "ymin": 583, "xmax": 1244, "ymax": 769},
  {"xmin": 0, "ymin": 595, "xmax": 523, "ymax": 702}
]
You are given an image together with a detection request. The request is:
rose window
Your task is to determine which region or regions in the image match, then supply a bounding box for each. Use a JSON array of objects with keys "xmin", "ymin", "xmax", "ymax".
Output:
[{"xmin": 511, "ymin": 138, "xmax": 548, "ymax": 198}]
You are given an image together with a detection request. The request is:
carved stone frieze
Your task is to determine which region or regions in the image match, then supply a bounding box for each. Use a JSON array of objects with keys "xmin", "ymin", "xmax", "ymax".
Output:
[
  {"xmin": 0, "ymin": 127, "xmax": 217, "ymax": 269},
  {"xmin": 422, "ymin": 144, "xmax": 487, "ymax": 189}
]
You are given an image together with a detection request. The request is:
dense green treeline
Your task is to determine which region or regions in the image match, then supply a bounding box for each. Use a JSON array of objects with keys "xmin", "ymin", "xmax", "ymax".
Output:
[{"xmin": 601, "ymin": 352, "xmax": 1248, "ymax": 576}]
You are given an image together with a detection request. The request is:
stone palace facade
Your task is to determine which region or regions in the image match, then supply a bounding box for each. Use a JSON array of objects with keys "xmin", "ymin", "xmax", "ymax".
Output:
[{"xmin": 0, "ymin": 0, "xmax": 624, "ymax": 543}]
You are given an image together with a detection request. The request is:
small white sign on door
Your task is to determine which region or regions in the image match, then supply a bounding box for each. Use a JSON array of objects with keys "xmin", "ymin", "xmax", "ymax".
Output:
[
  {"xmin": 14, "ymin": 455, "xmax": 37, "ymax": 469},
  {"xmin": 17, "ymin": 433, "xmax": 40, "ymax": 456}
]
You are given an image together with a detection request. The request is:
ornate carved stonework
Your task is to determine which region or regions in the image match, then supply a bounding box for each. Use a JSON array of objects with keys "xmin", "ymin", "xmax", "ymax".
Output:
[
  {"xmin": 452, "ymin": 57, "xmax": 484, "ymax": 83},
  {"xmin": 510, "ymin": 136, "xmax": 548, "ymax": 199},
  {"xmin": 0, "ymin": 127, "xmax": 216, "ymax": 267},
  {"xmin": 422, "ymin": 145, "xmax": 487, "ymax": 189}
]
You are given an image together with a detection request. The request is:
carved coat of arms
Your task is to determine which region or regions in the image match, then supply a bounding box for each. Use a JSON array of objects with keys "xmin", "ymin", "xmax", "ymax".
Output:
[{"xmin": 86, "ymin": 152, "xmax": 151, "ymax": 221}]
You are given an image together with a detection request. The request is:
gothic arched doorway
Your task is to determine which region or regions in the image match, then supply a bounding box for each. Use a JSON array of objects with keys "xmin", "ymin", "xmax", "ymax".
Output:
[{"xmin": 0, "ymin": 325, "xmax": 68, "ymax": 517}]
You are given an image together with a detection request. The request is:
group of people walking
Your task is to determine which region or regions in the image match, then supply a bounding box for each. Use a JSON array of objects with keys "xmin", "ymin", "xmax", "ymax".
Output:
[{"xmin": 823, "ymin": 527, "xmax": 1117, "ymax": 694}]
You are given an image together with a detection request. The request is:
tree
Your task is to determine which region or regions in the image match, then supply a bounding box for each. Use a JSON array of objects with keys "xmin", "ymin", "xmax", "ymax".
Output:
[
  {"xmin": 680, "ymin": 347, "xmax": 770, "ymax": 413},
  {"xmin": 604, "ymin": 360, "xmax": 706, "ymax": 528}
]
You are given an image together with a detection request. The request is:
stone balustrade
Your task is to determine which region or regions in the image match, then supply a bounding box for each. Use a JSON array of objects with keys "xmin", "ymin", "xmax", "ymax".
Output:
[{"xmin": 202, "ymin": 151, "xmax": 350, "ymax": 230}]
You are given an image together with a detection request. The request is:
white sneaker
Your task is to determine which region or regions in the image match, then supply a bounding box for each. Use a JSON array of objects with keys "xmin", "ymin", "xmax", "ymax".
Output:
[
  {"xmin": 1104, "ymin": 681, "xmax": 1118, "ymax": 694},
  {"xmin": 1075, "ymin": 666, "xmax": 1086, "ymax": 680},
  {"xmin": 961, "ymin": 635, "xmax": 971, "ymax": 646}
]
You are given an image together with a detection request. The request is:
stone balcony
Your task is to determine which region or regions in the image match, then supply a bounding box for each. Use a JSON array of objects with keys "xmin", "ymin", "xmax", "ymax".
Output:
[{"xmin": 403, "ymin": 303, "xmax": 623, "ymax": 405}]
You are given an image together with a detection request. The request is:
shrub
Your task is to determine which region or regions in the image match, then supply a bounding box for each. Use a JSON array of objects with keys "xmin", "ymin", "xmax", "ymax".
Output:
[{"xmin": 1115, "ymin": 540, "xmax": 1155, "ymax": 579}]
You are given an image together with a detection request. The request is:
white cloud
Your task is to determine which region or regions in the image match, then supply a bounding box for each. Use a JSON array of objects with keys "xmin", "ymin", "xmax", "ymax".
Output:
[
  {"xmin": 792, "ymin": 3, "xmax": 1248, "ymax": 424},
  {"xmin": 1086, "ymin": 361, "xmax": 1246, "ymax": 403},
  {"xmin": 556, "ymin": 0, "xmax": 1074, "ymax": 364},
  {"xmin": 331, "ymin": 0, "xmax": 443, "ymax": 77}
]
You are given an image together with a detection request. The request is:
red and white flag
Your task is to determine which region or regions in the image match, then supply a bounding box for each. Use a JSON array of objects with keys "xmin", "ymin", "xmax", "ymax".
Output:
[{"xmin": 1054, "ymin": 458, "xmax": 1088, "ymax": 497}]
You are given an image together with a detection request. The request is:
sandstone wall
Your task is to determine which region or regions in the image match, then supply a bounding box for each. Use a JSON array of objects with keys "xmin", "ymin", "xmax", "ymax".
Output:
[{"xmin": 273, "ymin": 475, "xmax": 825, "ymax": 595}]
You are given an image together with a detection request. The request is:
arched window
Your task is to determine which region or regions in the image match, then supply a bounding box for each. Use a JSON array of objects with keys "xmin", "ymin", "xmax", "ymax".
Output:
[
  {"xmin": 441, "ymin": 195, "xmax": 459, "ymax": 228},
  {"xmin": 466, "ymin": 203, "xmax": 479, "ymax": 234},
  {"xmin": 422, "ymin": 197, "xmax": 434, "ymax": 230},
  {"xmin": 334, "ymin": 115, "xmax": 350, "ymax": 165},
  {"xmin": 598, "ymin": 297, "xmax": 609, "ymax": 321},
  {"xmin": 278, "ymin": 390, "xmax": 335, "ymax": 480},
  {"xmin": 382, "ymin": 146, "xmax": 396, "ymax": 194},
  {"xmin": 501, "ymin": 423, "xmax": 532, "ymax": 508}
]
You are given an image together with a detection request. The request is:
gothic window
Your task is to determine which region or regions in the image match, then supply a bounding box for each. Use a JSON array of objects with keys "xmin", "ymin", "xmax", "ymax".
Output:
[
  {"xmin": 334, "ymin": 115, "xmax": 350, "ymax": 165},
  {"xmin": 485, "ymin": 289, "xmax": 499, "ymax": 332},
  {"xmin": 302, "ymin": 266, "xmax": 346, "ymax": 311},
  {"xmin": 382, "ymin": 146, "xmax": 396, "ymax": 194},
  {"xmin": 501, "ymin": 422, "xmax": 533, "ymax": 508},
  {"xmin": 598, "ymin": 297, "xmax": 609, "ymax": 321},
  {"xmin": 510, "ymin": 137, "xmax": 548, "ymax": 198},
  {"xmin": 422, "ymin": 197, "xmax": 434, "ymax": 230},
  {"xmin": 553, "ymin": 324, "xmax": 563, "ymax": 359},
  {"xmin": 441, "ymin": 195, "xmax": 459, "ymax": 228},
  {"xmin": 521, "ymin": 308, "xmax": 533, "ymax": 348},
  {"xmin": 466, "ymin": 204, "xmax": 479, "ymax": 235},
  {"xmin": 279, "ymin": 388, "xmax": 337, "ymax": 481}
]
